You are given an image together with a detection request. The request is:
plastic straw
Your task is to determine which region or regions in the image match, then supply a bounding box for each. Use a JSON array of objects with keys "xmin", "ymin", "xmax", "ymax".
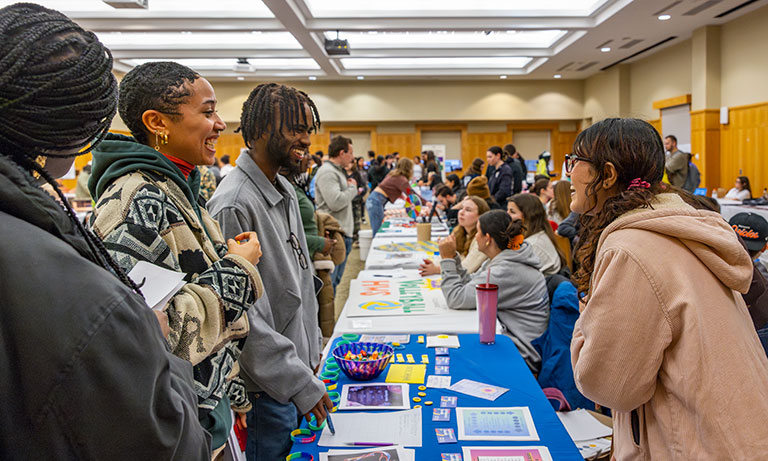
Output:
[{"xmin": 486, "ymin": 266, "xmax": 491, "ymax": 287}]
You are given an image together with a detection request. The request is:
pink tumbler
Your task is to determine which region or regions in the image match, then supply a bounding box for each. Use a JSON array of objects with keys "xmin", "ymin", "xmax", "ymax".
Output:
[{"xmin": 476, "ymin": 283, "xmax": 498, "ymax": 344}]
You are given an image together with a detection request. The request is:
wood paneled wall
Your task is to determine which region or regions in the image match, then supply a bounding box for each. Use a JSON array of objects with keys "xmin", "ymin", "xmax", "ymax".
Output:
[
  {"xmin": 690, "ymin": 109, "xmax": 720, "ymax": 190},
  {"xmin": 720, "ymin": 102, "xmax": 768, "ymax": 194}
]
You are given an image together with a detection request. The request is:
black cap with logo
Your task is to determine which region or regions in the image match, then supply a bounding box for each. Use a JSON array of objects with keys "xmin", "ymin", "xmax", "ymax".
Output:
[{"xmin": 729, "ymin": 212, "xmax": 768, "ymax": 252}]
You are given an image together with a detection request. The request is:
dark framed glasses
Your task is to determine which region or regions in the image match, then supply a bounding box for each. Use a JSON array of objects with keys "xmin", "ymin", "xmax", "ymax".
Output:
[
  {"xmin": 564, "ymin": 154, "xmax": 593, "ymax": 174},
  {"xmin": 288, "ymin": 231, "xmax": 309, "ymax": 270}
]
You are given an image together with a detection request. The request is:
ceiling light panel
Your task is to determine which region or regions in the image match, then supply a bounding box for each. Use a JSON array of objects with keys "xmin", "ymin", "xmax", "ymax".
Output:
[
  {"xmin": 2, "ymin": 0, "xmax": 273, "ymax": 14},
  {"xmin": 98, "ymin": 32, "xmax": 301, "ymax": 49},
  {"xmin": 307, "ymin": 0, "xmax": 610, "ymax": 17},
  {"xmin": 325, "ymin": 30, "xmax": 566, "ymax": 48},
  {"xmin": 126, "ymin": 58, "xmax": 321, "ymax": 70},
  {"xmin": 341, "ymin": 57, "xmax": 532, "ymax": 69}
]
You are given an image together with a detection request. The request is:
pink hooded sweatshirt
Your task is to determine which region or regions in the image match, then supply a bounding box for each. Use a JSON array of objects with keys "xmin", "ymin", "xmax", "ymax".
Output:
[{"xmin": 572, "ymin": 193, "xmax": 768, "ymax": 460}]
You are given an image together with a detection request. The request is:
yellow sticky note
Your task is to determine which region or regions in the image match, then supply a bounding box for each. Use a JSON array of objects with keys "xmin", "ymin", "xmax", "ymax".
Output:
[
  {"xmin": 421, "ymin": 355, "xmax": 429, "ymax": 364},
  {"xmin": 406, "ymin": 354, "xmax": 415, "ymax": 363},
  {"xmin": 396, "ymin": 354, "xmax": 405, "ymax": 363},
  {"xmin": 417, "ymin": 336, "xmax": 425, "ymax": 344},
  {"xmin": 385, "ymin": 364, "xmax": 427, "ymax": 384}
]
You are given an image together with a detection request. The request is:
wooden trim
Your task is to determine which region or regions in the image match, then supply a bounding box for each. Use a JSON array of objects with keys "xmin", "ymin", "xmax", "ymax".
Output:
[
  {"xmin": 506, "ymin": 122, "xmax": 559, "ymax": 131},
  {"xmin": 652, "ymin": 94, "xmax": 691, "ymax": 110},
  {"xmin": 415, "ymin": 123, "xmax": 467, "ymax": 131},
  {"xmin": 322, "ymin": 124, "xmax": 377, "ymax": 132},
  {"xmin": 723, "ymin": 101, "xmax": 768, "ymax": 112},
  {"xmin": 689, "ymin": 109, "xmax": 720, "ymax": 116}
]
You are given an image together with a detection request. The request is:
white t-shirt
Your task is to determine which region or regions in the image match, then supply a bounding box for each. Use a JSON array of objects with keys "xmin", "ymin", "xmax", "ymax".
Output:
[
  {"xmin": 724, "ymin": 188, "xmax": 751, "ymax": 201},
  {"xmin": 525, "ymin": 231, "xmax": 562, "ymax": 276},
  {"xmin": 220, "ymin": 164, "xmax": 235, "ymax": 177}
]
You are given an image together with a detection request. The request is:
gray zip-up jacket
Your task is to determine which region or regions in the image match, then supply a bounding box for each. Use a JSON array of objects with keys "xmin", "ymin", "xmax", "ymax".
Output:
[
  {"xmin": 208, "ymin": 153, "xmax": 325, "ymax": 414},
  {"xmin": 314, "ymin": 161, "xmax": 357, "ymax": 237},
  {"xmin": 440, "ymin": 244, "xmax": 550, "ymax": 367}
]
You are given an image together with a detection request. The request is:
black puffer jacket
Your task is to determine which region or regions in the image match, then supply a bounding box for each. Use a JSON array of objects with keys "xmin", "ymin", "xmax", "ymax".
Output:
[{"xmin": 0, "ymin": 155, "xmax": 210, "ymax": 460}]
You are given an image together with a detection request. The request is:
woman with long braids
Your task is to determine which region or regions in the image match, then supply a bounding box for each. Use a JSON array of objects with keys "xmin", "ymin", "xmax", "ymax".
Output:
[
  {"xmin": 440, "ymin": 210, "xmax": 549, "ymax": 371},
  {"xmin": 569, "ymin": 118, "xmax": 768, "ymax": 458},
  {"xmin": 88, "ymin": 61, "xmax": 264, "ymax": 454},
  {"xmin": 0, "ymin": 4, "xmax": 209, "ymax": 458}
]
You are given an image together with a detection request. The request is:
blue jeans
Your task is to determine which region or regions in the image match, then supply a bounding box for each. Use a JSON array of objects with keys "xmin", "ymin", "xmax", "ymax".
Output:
[
  {"xmin": 245, "ymin": 392, "xmax": 300, "ymax": 461},
  {"xmin": 332, "ymin": 236, "xmax": 354, "ymax": 291},
  {"xmin": 366, "ymin": 190, "xmax": 388, "ymax": 237},
  {"xmin": 758, "ymin": 326, "xmax": 768, "ymax": 357}
]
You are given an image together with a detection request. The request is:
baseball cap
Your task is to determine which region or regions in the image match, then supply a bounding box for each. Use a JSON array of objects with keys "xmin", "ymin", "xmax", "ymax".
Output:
[{"xmin": 729, "ymin": 212, "xmax": 768, "ymax": 252}]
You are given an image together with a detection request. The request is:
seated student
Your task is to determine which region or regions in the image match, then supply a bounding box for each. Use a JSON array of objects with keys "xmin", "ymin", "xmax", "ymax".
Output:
[
  {"xmin": 531, "ymin": 177, "xmax": 554, "ymax": 206},
  {"xmin": 467, "ymin": 175, "xmax": 502, "ymax": 210},
  {"xmin": 725, "ymin": 175, "xmax": 753, "ymax": 201},
  {"xmin": 89, "ymin": 62, "xmax": 264, "ymax": 453},
  {"xmin": 434, "ymin": 185, "xmax": 459, "ymax": 229},
  {"xmin": 507, "ymin": 194, "xmax": 565, "ymax": 276},
  {"xmin": 462, "ymin": 158, "xmax": 484, "ymax": 187},
  {"xmin": 420, "ymin": 196, "xmax": 491, "ymax": 276},
  {"xmin": 440, "ymin": 210, "xmax": 549, "ymax": 371},
  {"xmin": 569, "ymin": 118, "xmax": 768, "ymax": 459},
  {"xmin": 0, "ymin": 4, "xmax": 210, "ymax": 458},
  {"xmin": 547, "ymin": 180, "xmax": 572, "ymax": 224}
]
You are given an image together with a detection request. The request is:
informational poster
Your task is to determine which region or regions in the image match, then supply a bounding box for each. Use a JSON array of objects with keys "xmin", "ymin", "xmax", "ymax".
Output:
[
  {"xmin": 456, "ymin": 407, "xmax": 538, "ymax": 441},
  {"xmin": 461, "ymin": 446, "xmax": 553, "ymax": 461},
  {"xmin": 346, "ymin": 279, "xmax": 447, "ymax": 317}
]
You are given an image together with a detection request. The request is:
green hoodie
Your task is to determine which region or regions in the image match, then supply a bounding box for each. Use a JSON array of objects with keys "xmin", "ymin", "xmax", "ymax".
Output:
[{"xmin": 88, "ymin": 133, "xmax": 204, "ymax": 222}]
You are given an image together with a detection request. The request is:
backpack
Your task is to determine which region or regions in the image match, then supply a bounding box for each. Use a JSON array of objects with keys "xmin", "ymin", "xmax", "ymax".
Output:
[{"xmin": 683, "ymin": 161, "xmax": 700, "ymax": 193}]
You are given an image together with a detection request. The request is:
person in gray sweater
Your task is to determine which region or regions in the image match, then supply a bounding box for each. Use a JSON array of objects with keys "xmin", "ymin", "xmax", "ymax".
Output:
[{"xmin": 440, "ymin": 210, "xmax": 550, "ymax": 371}]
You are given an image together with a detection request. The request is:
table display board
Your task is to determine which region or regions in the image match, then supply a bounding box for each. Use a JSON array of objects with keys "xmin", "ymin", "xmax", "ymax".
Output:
[{"xmin": 346, "ymin": 278, "xmax": 447, "ymax": 317}]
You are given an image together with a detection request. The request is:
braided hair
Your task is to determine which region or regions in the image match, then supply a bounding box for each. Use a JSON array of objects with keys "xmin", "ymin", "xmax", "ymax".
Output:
[
  {"xmin": 118, "ymin": 61, "xmax": 200, "ymax": 145},
  {"xmin": 0, "ymin": 3, "xmax": 141, "ymax": 294},
  {"xmin": 238, "ymin": 83, "xmax": 320, "ymax": 148}
]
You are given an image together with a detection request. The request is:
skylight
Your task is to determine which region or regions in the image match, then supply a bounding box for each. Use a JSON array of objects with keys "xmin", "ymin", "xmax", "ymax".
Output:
[
  {"xmin": 307, "ymin": 0, "xmax": 608, "ymax": 17},
  {"xmin": 0, "ymin": 0, "xmax": 273, "ymax": 14},
  {"xmin": 127, "ymin": 58, "xmax": 321, "ymax": 70},
  {"xmin": 99, "ymin": 32, "xmax": 301, "ymax": 49},
  {"xmin": 340, "ymin": 57, "xmax": 532, "ymax": 70},
  {"xmin": 325, "ymin": 31, "xmax": 566, "ymax": 49}
]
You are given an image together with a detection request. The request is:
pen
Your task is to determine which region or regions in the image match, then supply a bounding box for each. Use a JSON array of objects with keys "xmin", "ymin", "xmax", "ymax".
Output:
[
  {"xmin": 344, "ymin": 442, "xmax": 394, "ymax": 447},
  {"xmin": 373, "ymin": 274, "xmax": 392, "ymax": 277},
  {"xmin": 325, "ymin": 410, "xmax": 336, "ymax": 435}
]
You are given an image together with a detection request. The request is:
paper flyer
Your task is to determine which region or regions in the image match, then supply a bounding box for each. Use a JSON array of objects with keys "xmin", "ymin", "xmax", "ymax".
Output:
[
  {"xmin": 385, "ymin": 364, "xmax": 427, "ymax": 384},
  {"xmin": 318, "ymin": 409, "xmax": 423, "ymax": 447},
  {"xmin": 460, "ymin": 446, "xmax": 553, "ymax": 461},
  {"xmin": 339, "ymin": 383, "xmax": 410, "ymax": 410},
  {"xmin": 456, "ymin": 407, "xmax": 539, "ymax": 441},
  {"xmin": 346, "ymin": 279, "xmax": 448, "ymax": 317},
  {"xmin": 448, "ymin": 379, "xmax": 508, "ymax": 401}
]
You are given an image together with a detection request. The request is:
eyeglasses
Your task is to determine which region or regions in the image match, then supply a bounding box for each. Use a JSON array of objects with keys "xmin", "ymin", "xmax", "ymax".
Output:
[
  {"xmin": 288, "ymin": 231, "xmax": 309, "ymax": 270},
  {"xmin": 564, "ymin": 154, "xmax": 593, "ymax": 174}
]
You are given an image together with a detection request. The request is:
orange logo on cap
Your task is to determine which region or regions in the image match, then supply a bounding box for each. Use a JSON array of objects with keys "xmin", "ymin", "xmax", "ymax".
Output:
[{"xmin": 732, "ymin": 224, "xmax": 760, "ymax": 239}]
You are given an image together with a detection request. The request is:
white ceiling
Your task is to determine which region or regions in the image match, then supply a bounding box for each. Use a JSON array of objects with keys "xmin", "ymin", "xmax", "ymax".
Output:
[{"xmin": 3, "ymin": 0, "xmax": 765, "ymax": 80}]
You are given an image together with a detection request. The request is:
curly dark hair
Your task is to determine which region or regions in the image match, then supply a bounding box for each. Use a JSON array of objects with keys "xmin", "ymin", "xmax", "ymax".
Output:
[
  {"xmin": 0, "ymin": 2, "xmax": 140, "ymax": 294},
  {"xmin": 479, "ymin": 210, "xmax": 525, "ymax": 250},
  {"xmin": 237, "ymin": 83, "xmax": 320, "ymax": 148},
  {"xmin": 571, "ymin": 118, "xmax": 665, "ymax": 299},
  {"xmin": 118, "ymin": 61, "xmax": 200, "ymax": 145}
]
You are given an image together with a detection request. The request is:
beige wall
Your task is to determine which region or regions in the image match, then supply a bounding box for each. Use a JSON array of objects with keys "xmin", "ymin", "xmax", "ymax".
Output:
[
  {"xmin": 629, "ymin": 40, "xmax": 692, "ymax": 119},
  {"xmin": 583, "ymin": 66, "xmax": 622, "ymax": 121},
  {"xmin": 721, "ymin": 4, "xmax": 768, "ymax": 108}
]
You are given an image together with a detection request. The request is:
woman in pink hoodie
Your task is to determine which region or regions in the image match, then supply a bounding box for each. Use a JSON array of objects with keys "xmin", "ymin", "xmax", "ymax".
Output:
[{"xmin": 568, "ymin": 118, "xmax": 768, "ymax": 460}]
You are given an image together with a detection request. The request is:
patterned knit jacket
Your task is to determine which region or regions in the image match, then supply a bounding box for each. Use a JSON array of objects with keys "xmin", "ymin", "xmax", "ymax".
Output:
[{"xmin": 90, "ymin": 169, "xmax": 263, "ymax": 414}]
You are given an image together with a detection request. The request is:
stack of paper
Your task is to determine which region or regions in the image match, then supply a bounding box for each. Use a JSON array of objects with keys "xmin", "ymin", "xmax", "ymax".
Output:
[
  {"xmin": 317, "ymin": 409, "xmax": 422, "ymax": 447},
  {"xmin": 127, "ymin": 261, "xmax": 186, "ymax": 310},
  {"xmin": 556, "ymin": 409, "xmax": 613, "ymax": 460}
]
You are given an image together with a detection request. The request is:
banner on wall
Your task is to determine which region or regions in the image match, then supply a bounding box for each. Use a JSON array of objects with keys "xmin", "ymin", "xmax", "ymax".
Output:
[{"xmin": 346, "ymin": 278, "xmax": 447, "ymax": 317}]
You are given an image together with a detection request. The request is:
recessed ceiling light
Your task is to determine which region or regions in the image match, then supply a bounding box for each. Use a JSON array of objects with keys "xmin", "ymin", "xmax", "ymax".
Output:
[
  {"xmin": 601, "ymin": 47, "xmax": 611, "ymax": 52},
  {"xmin": 658, "ymin": 14, "xmax": 671, "ymax": 20},
  {"xmin": 308, "ymin": 76, "xmax": 317, "ymax": 80},
  {"xmin": 554, "ymin": 74, "xmax": 562, "ymax": 79},
  {"xmin": 237, "ymin": 76, "xmax": 244, "ymax": 81},
  {"xmin": 356, "ymin": 75, "xmax": 365, "ymax": 80},
  {"xmin": 499, "ymin": 75, "xmax": 507, "ymax": 79}
]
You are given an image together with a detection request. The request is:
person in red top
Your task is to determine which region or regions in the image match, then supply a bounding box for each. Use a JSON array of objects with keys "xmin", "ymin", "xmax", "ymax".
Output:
[{"xmin": 366, "ymin": 157, "xmax": 416, "ymax": 235}]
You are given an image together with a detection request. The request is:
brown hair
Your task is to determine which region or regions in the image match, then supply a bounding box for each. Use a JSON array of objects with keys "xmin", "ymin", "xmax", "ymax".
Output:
[
  {"xmin": 454, "ymin": 196, "xmax": 491, "ymax": 256},
  {"xmin": 551, "ymin": 180, "xmax": 572, "ymax": 219},
  {"xmin": 388, "ymin": 157, "xmax": 413, "ymax": 179},
  {"xmin": 531, "ymin": 178, "xmax": 550, "ymax": 197},
  {"xmin": 328, "ymin": 135, "xmax": 352, "ymax": 158},
  {"xmin": 478, "ymin": 210, "xmax": 525, "ymax": 251},
  {"xmin": 466, "ymin": 158, "xmax": 484, "ymax": 176},
  {"xmin": 571, "ymin": 118, "xmax": 665, "ymax": 299},
  {"xmin": 508, "ymin": 193, "xmax": 566, "ymax": 269}
]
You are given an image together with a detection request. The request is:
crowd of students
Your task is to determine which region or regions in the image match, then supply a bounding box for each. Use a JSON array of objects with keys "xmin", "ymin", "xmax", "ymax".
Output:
[{"xmin": 3, "ymin": 3, "xmax": 768, "ymax": 460}]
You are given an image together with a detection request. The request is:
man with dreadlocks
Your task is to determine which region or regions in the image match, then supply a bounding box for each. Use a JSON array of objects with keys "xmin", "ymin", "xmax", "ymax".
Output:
[
  {"xmin": 0, "ymin": 3, "xmax": 210, "ymax": 459},
  {"xmin": 208, "ymin": 83, "xmax": 332, "ymax": 460}
]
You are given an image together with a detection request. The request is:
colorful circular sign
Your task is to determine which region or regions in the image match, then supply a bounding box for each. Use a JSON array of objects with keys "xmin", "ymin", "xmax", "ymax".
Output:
[{"xmin": 359, "ymin": 300, "xmax": 403, "ymax": 311}]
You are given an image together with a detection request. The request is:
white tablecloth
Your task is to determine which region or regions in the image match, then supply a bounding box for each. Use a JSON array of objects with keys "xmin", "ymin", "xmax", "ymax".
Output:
[{"xmin": 719, "ymin": 202, "xmax": 768, "ymax": 222}]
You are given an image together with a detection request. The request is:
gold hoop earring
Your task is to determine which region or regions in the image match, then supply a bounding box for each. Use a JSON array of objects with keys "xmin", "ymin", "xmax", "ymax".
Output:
[{"xmin": 162, "ymin": 132, "xmax": 169, "ymax": 145}]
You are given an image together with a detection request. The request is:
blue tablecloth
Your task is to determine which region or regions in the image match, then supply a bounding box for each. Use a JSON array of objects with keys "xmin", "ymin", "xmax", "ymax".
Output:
[{"xmin": 289, "ymin": 333, "xmax": 581, "ymax": 460}]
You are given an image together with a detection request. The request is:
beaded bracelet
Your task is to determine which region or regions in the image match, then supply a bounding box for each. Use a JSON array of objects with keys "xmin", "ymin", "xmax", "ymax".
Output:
[
  {"xmin": 286, "ymin": 452, "xmax": 314, "ymax": 460},
  {"xmin": 290, "ymin": 429, "xmax": 315, "ymax": 444}
]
